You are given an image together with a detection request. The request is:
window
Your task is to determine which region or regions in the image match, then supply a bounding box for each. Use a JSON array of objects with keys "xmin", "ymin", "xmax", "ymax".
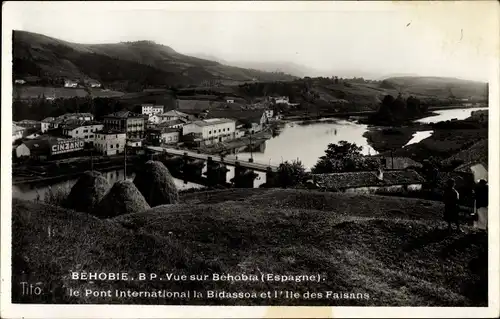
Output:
[
  {"xmin": 218, "ymin": 129, "xmax": 221, "ymax": 133},
  {"xmin": 84, "ymin": 135, "xmax": 88, "ymax": 139},
  {"xmin": 116, "ymin": 144, "xmax": 119, "ymax": 148},
  {"xmin": 110, "ymin": 144, "xmax": 113, "ymax": 148},
  {"xmin": 75, "ymin": 130, "xmax": 78, "ymax": 134},
  {"xmin": 209, "ymin": 131, "xmax": 212, "ymax": 134}
]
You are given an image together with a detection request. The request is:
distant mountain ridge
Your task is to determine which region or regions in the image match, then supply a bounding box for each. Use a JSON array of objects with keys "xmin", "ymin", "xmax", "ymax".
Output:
[{"xmin": 12, "ymin": 30, "xmax": 296, "ymax": 90}]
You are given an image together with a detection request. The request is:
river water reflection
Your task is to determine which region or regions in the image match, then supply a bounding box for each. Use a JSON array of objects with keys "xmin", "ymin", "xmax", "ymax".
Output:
[{"xmin": 235, "ymin": 118, "xmax": 378, "ymax": 170}]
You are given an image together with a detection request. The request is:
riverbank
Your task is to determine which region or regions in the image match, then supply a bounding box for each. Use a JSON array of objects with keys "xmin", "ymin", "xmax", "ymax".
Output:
[
  {"xmin": 370, "ymin": 117, "xmax": 488, "ymax": 163},
  {"xmin": 12, "ymin": 189, "xmax": 487, "ymax": 306}
]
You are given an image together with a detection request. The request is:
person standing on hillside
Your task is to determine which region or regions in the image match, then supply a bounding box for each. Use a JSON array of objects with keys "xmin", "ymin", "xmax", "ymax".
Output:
[
  {"xmin": 443, "ymin": 179, "xmax": 461, "ymax": 232},
  {"xmin": 474, "ymin": 179, "xmax": 488, "ymax": 231}
]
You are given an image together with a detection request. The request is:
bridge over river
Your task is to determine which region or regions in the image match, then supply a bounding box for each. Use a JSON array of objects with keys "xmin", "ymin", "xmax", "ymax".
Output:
[{"xmin": 146, "ymin": 146, "xmax": 279, "ymax": 172}]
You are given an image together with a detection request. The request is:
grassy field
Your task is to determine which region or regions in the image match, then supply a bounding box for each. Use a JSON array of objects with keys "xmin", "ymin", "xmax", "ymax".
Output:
[
  {"xmin": 12, "ymin": 188, "xmax": 487, "ymax": 306},
  {"xmin": 14, "ymin": 86, "xmax": 125, "ymax": 99}
]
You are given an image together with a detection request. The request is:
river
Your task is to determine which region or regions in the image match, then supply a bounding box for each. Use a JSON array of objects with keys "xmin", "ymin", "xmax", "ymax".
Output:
[
  {"xmin": 415, "ymin": 107, "xmax": 487, "ymax": 124},
  {"xmin": 12, "ymin": 107, "xmax": 486, "ymax": 200},
  {"xmin": 235, "ymin": 118, "xmax": 378, "ymax": 169}
]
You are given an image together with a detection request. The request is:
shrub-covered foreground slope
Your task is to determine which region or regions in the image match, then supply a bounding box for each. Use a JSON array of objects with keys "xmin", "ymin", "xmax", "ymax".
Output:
[{"xmin": 12, "ymin": 189, "xmax": 487, "ymax": 306}]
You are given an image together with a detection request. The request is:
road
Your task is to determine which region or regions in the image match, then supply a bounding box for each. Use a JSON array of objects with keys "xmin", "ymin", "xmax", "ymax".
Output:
[{"xmin": 147, "ymin": 146, "xmax": 278, "ymax": 172}]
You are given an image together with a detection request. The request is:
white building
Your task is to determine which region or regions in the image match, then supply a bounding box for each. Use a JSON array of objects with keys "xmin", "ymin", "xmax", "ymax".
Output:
[
  {"xmin": 274, "ymin": 96, "xmax": 290, "ymax": 104},
  {"xmin": 12, "ymin": 124, "xmax": 25, "ymax": 143},
  {"xmin": 94, "ymin": 129, "xmax": 126, "ymax": 156},
  {"xmin": 64, "ymin": 79, "xmax": 78, "ymax": 88},
  {"xmin": 15, "ymin": 79, "xmax": 26, "ymax": 85},
  {"xmin": 85, "ymin": 79, "xmax": 101, "ymax": 88},
  {"xmin": 226, "ymin": 99, "xmax": 235, "ymax": 104},
  {"xmin": 148, "ymin": 114, "xmax": 161, "ymax": 124},
  {"xmin": 40, "ymin": 121, "xmax": 50, "ymax": 133},
  {"xmin": 126, "ymin": 138, "xmax": 142, "ymax": 148},
  {"xmin": 141, "ymin": 104, "xmax": 164, "ymax": 116},
  {"xmin": 182, "ymin": 118, "xmax": 236, "ymax": 145},
  {"xmin": 264, "ymin": 109, "xmax": 274, "ymax": 120},
  {"xmin": 62, "ymin": 122, "xmax": 104, "ymax": 143}
]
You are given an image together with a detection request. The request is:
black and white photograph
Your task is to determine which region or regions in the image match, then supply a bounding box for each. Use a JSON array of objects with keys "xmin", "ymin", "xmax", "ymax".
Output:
[{"xmin": 1, "ymin": 1, "xmax": 499, "ymax": 318}]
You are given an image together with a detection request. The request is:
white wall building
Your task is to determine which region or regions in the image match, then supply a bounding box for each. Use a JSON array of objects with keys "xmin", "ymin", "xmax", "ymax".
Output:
[
  {"xmin": 62, "ymin": 122, "xmax": 104, "ymax": 143},
  {"xmin": 274, "ymin": 96, "xmax": 290, "ymax": 104},
  {"xmin": 64, "ymin": 79, "xmax": 78, "ymax": 88},
  {"xmin": 141, "ymin": 104, "xmax": 164, "ymax": 116},
  {"xmin": 182, "ymin": 118, "xmax": 236, "ymax": 145},
  {"xmin": 264, "ymin": 109, "xmax": 274, "ymax": 120},
  {"xmin": 40, "ymin": 121, "xmax": 50, "ymax": 133},
  {"xmin": 126, "ymin": 138, "xmax": 142, "ymax": 148},
  {"xmin": 94, "ymin": 130, "xmax": 126, "ymax": 156},
  {"xmin": 12, "ymin": 124, "xmax": 25, "ymax": 143},
  {"xmin": 148, "ymin": 114, "xmax": 161, "ymax": 124}
]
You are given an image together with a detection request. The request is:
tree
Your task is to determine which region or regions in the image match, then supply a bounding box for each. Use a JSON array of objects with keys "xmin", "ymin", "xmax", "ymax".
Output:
[
  {"xmin": 406, "ymin": 95, "xmax": 421, "ymax": 115},
  {"xmin": 312, "ymin": 141, "xmax": 379, "ymax": 174},
  {"xmin": 276, "ymin": 160, "xmax": 307, "ymax": 188}
]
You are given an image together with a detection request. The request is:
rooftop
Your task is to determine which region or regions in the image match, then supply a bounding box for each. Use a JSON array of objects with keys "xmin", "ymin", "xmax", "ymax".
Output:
[
  {"xmin": 104, "ymin": 111, "xmax": 143, "ymax": 119},
  {"xmin": 95, "ymin": 129, "xmax": 127, "ymax": 135},
  {"xmin": 313, "ymin": 170, "xmax": 425, "ymax": 190},
  {"xmin": 148, "ymin": 127, "xmax": 179, "ymax": 134},
  {"xmin": 369, "ymin": 156, "xmax": 423, "ymax": 170},
  {"xmin": 190, "ymin": 118, "xmax": 235, "ymax": 127},
  {"xmin": 17, "ymin": 119, "xmax": 41, "ymax": 124},
  {"xmin": 141, "ymin": 104, "xmax": 164, "ymax": 108},
  {"xmin": 159, "ymin": 110, "xmax": 190, "ymax": 118},
  {"xmin": 57, "ymin": 112, "xmax": 93, "ymax": 119},
  {"xmin": 158, "ymin": 119, "xmax": 184, "ymax": 127},
  {"xmin": 62, "ymin": 120, "xmax": 103, "ymax": 130},
  {"xmin": 443, "ymin": 139, "xmax": 488, "ymax": 170}
]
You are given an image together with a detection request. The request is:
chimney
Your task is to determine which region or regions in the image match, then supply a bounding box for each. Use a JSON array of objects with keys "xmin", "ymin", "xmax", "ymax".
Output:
[{"xmin": 376, "ymin": 168, "xmax": 384, "ymax": 181}]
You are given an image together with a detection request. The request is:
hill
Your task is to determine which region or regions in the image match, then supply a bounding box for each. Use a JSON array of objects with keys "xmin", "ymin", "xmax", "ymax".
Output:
[
  {"xmin": 12, "ymin": 189, "xmax": 486, "ymax": 306},
  {"xmin": 12, "ymin": 30, "xmax": 296, "ymax": 91},
  {"xmin": 381, "ymin": 76, "xmax": 488, "ymax": 100}
]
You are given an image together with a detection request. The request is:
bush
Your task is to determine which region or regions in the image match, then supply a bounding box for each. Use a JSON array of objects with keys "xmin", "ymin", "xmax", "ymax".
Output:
[
  {"xmin": 43, "ymin": 185, "xmax": 71, "ymax": 207},
  {"xmin": 133, "ymin": 161, "xmax": 179, "ymax": 207},
  {"xmin": 92, "ymin": 180, "xmax": 150, "ymax": 218},
  {"xmin": 66, "ymin": 171, "xmax": 110, "ymax": 213},
  {"xmin": 276, "ymin": 160, "xmax": 306, "ymax": 188}
]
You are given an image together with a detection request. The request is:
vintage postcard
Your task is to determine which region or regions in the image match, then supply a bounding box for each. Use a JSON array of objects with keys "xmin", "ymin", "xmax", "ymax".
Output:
[{"xmin": 1, "ymin": 1, "xmax": 499, "ymax": 318}]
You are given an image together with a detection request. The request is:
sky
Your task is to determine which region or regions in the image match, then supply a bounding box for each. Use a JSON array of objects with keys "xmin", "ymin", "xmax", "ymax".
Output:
[{"xmin": 3, "ymin": 1, "xmax": 499, "ymax": 81}]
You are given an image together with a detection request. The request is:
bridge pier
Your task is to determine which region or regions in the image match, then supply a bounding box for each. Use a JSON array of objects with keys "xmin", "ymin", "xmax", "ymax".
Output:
[
  {"xmin": 183, "ymin": 158, "xmax": 205, "ymax": 181},
  {"xmin": 206, "ymin": 156, "xmax": 229, "ymax": 186},
  {"xmin": 265, "ymin": 166, "xmax": 277, "ymax": 187},
  {"xmin": 232, "ymin": 161, "xmax": 258, "ymax": 188},
  {"xmin": 162, "ymin": 155, "xmax": 183, "ymax": 175}
]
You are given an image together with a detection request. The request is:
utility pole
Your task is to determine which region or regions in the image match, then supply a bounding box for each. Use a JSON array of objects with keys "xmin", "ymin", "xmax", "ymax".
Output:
[
  {"xmin": 90, "ymin": 147, "xmax": 94, "ymax": 173},
  {"xmin": 249, "ymin": 131, "xmax": 253, "ymax": 161},
  {"xmin": 391, "ymin": 149, "xmax": 394, "ymax": 170},
  {"xmin": 124, "ymin": 140, "xmax": 127, "ymax": 180}
]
